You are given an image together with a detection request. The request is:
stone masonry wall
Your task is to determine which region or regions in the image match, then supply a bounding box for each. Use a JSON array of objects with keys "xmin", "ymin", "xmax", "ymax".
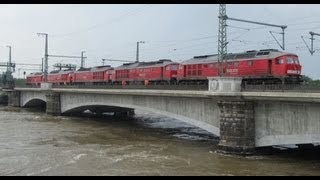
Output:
[
  {"xmin": 217, "ymin": 100, "xmax": 255, "ymax": 155},
  {"xmin": 46, "ymin": 92, "xmax": 61, "ymax": 115}
]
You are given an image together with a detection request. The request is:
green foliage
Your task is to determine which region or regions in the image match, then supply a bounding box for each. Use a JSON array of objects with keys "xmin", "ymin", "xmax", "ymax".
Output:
[
  {"xmin": 301, "ymin": 75, "xmax": 320, "ymax": 87},
  {"xmin": 309, "ymin": 80, "xmax": 320, "ymax": 86},
  {"xmin": 301, "ymin": 75, "xmax": 313, "ymax": 82},
  {"xmin": 14, "ymin": 78, "xmax": 26, "ymax": 87}
]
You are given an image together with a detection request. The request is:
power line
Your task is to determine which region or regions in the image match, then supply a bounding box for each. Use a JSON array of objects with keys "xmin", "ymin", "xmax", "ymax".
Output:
[{"xmin": 51, "ymin": 5, "xmax": 151, "ymax": 38}]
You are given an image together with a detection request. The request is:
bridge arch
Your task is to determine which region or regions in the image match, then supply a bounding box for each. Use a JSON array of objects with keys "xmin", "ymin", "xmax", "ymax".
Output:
[
  {"xmin": 20, "ymin": 91, "xmax": 47, "ymax": 107},
  {"xmin": 61, "ymin": 101, "xmax": 220, "ymax": 137},
  {"xmin": 62, "ymin": 105, "xmax": 134, "ymax": 115},
  {"xmin": 23, "ymin": 98, "xmax": 46, "ymax": 108}
]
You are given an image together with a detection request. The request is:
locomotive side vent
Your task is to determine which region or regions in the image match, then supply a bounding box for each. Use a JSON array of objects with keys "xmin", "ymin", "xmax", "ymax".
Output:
[
  {"xmin": 260, "ymin": 49, "xmax": 279, "ymax": 52},
  {"xmin": 246, "ymin": 50, "xmax": 258, "ymax": 53},
  {"xmin": 225, "ymin": 54, "xmax": 235, "ymax": 60},
  {"xmin": 235, "ymin": 52, "xmax": 256, "ymax": 59},
  {"xmin": 256, "ymin": 51, "xmax": 270, "ymax": 56},
  {"xmin": 193, "ymin": 54, "xmax": 216, "ymax": 59},
  {"xmin": 158, "ymin": 59, "xmax": 172, "ymax": 62}
]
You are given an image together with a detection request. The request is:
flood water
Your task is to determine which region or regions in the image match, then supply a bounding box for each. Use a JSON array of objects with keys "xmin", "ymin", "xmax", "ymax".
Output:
[{"xmin": 0, "ymin": 105, "xmax": 320, "ymax": 176}]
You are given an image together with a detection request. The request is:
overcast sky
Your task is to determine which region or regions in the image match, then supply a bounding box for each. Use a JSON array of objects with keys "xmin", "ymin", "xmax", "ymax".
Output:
[{"xmin": 1, "ymin": 4, "xmax": 320, "ymax": 79}]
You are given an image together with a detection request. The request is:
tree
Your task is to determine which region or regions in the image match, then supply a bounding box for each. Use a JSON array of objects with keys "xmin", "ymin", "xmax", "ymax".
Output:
[{"xmin": 301, "ymin": 75, "xmax": 312, "ymax": 82}]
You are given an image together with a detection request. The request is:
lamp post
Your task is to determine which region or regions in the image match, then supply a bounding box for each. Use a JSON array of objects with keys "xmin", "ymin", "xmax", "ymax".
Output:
[
  {"xmin": 81, "ymin": 51, "xmax": 86, "ymax": 68},
  {"xmin": 136, "ymin": 41, "xmax": 145, "ymax": 62},
  {"xmin": 6, "ymin": 45, "xmax": 11, "ymax": 72},
  {"xmin": 37, "ymin": 33, "xmax": 48, "ymax": 82}
]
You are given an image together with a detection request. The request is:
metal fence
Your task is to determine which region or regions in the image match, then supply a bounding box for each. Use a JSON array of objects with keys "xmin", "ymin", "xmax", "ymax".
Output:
[
  {"xmin": 15, "ymin": 82, "xmax": 320, "ymax": 93},
  {"xmin": 51, "ymin": 84, "xmax": 209, "ymax": 91},
  {"xmin": 241, "ymin": 83, "xmax": 320, "ymax": 93}
]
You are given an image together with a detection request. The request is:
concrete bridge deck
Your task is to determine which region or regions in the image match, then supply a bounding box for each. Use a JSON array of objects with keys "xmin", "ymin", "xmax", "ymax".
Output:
[{"xmin": 15, "ymin": 87, "xmax": 320, "ymax": 102}]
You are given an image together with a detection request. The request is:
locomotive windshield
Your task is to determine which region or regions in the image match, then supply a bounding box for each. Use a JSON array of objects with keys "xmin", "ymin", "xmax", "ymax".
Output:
[
  {"xmin": 171, "ymin": 65, "xmax": 177, "ymax": 70},
  {"xmin": 294, "ymin": 57, "xmax": 300, "ymax": 64},
  {"xmin": 287, "ymin": 57, "xmax": 294, "ymax": 64}
]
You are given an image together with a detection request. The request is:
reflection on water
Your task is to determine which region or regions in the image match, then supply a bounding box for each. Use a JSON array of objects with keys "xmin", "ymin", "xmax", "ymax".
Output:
[{"xmin": 0, "ymin": 105, "xmax": 320, "ymax": 176}]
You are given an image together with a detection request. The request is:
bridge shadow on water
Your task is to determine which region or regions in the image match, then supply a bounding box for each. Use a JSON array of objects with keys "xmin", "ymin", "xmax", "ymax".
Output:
[
  {"xmin": 256, "ymin": 144, "xmax": 320, "ymax": 160},
  {"xmin": 61, "ymin": 109, "xmax": 320, "ymax": 159},
  {"xmin": 63, "ymin": 109, "xmax": 220, "ymax": 144}
]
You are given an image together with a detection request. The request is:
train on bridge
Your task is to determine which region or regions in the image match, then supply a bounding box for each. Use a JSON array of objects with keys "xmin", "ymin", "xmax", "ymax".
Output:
[{"xmin": 26, "ymin": 49, "xmax": 302, "ymax": 86}]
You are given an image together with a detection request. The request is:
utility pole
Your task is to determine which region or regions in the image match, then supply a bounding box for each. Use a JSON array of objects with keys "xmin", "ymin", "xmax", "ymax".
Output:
[
  {"xmin": 6, "ymin": 45, "xmax": 11, "ymax": 72},
  {"xmin": 42, "ymin": 58, "xmax": 44, "ymax": 72},
  {"xmin": 301, "ymin": 31, "xmax": 320, "ymax": 55},
  {"xmin": 217, "ymin": 4, "xmax": 227, "ymax": 76},
  {"xmin": 136, "ymin": 41, "xmax": 145, "ymax": 62},
  {"xmin": 81, "ymin": 51, "xmax": 86, "ymax": 68},
  {"xmin": 217, "ymin": 4, "xmax": 287, "ymax": 75},
  {"xmin": 37, "ymin": 33, "xmax": 48, "ymax": 82}
]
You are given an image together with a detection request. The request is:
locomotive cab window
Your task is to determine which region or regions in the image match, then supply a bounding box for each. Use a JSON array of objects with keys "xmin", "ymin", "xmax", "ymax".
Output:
[
  {"xmin": 287, "ymin": 57, "xmax": 294, "ymax": 64},
  {"xmin": 166, "ymin": 66, "xmax": 170, "ymax": 70},
  {"xmin": 171, "ymin": 65, "xmax": 177, "ymax": 70},
  {"xmin": 294, "ymin": 57, "xmax": 300, "ymax": 64},
  {"xmin": 275, "ymin": 58, "xmax": 284, "ymax": 64}
]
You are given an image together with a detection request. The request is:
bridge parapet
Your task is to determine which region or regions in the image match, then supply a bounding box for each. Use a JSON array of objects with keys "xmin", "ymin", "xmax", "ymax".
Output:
[{"xmin": 208, "ymin": 77, "xmax": 242, "ymax": 92}]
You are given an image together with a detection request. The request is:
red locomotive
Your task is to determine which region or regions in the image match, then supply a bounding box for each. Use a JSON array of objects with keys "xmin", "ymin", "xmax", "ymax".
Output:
[
  {"xmin": 26, "ymin": 49, "xmax": 302, "ymax": 86},
  {"xmin": 112, "ymin": 59, "xmax": 179, "ymax": 85},
  {"xmin": 177, "ymin": 49, "xmax": 302, "ymax": 84},
  {"xmin": 47, "ymin": 70, "xmax": 74, "ymax": 85},
  {"xmin": 72, "ymin": 66, "xmax": 113, "ymax": 85},
  {"xmin": 26, "ymin": 72, "xmax": 44, "ymax": 86}
]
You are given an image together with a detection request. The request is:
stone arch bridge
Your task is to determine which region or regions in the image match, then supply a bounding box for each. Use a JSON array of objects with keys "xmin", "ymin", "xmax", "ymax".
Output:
[{"xmin": 4, "ymin": 85, "xmax": 320, "ymax": 154}]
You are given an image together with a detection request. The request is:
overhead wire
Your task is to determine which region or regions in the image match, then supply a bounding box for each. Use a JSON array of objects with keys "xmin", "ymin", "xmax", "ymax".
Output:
[
  {"xmin": 51, "ymin": 4, "xmax": 151, "ymax": 39},
  {"xmin": 19, "ymin": 5, "xmax": 320, "ymax": 68}
]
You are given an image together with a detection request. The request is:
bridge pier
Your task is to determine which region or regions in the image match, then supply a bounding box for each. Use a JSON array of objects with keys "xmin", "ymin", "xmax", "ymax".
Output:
[
  {"xmin": 0, "ymin": 91, "xmax": 8, "ymax": 105},
  {"xmin": 46, "ymin": 92, "xmax": 61, "ymax": 115},
  {"xmin": 8, "ymin": 90, "xmax": 20, "ymax": 107},
  {"xmin": 208, "ymin": 76, "xmax": 255, "ymax": 155},
  {"xmin": 217, "ymin": 100, "xmax": 255, "ymax": 155}
]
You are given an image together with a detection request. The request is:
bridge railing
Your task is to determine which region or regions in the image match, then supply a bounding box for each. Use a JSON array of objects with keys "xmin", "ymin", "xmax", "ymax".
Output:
[
  {"xmin": 241, "ymin": 83, "xmax": 320, "ymax": 93},
  {"xmin": 15, "ymin": 82, "xmax": 320, "ymax": 93},
  {"xmin": 15, "ymin": 83, "xmax": 208, "ymax": 91},
  {"xmin": 50, "ymin": 84, "xmax": 209, "ymax": 91}
]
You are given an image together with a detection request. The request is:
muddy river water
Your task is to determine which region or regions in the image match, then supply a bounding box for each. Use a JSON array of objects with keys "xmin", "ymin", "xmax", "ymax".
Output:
[{"xmin": 0, "ymin": 105, "xmax": 319, "ymax": 176}]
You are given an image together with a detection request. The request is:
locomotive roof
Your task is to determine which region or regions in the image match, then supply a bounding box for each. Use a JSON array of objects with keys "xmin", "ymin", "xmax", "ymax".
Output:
[
  {"xmin": 115, "ymin": 59, "xmax": 178, "ymax": 70},
  {"xmin": 181, "ymin": 49, "xmax": 298, "ymax": 65},
  {"xmin": 76, "ymin": 66, "xmax": 113, "ymax": 73},
  {"xmin": 49, "ymin": 70, "xmax": 74, "ymax": 74},
  {"xmin": 27, "ymin": 72, "xmax": 43, "ymax": 76},
  {"xmin": 91, "ymin": 66, "xmax": 113, "ymax": 72}
]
